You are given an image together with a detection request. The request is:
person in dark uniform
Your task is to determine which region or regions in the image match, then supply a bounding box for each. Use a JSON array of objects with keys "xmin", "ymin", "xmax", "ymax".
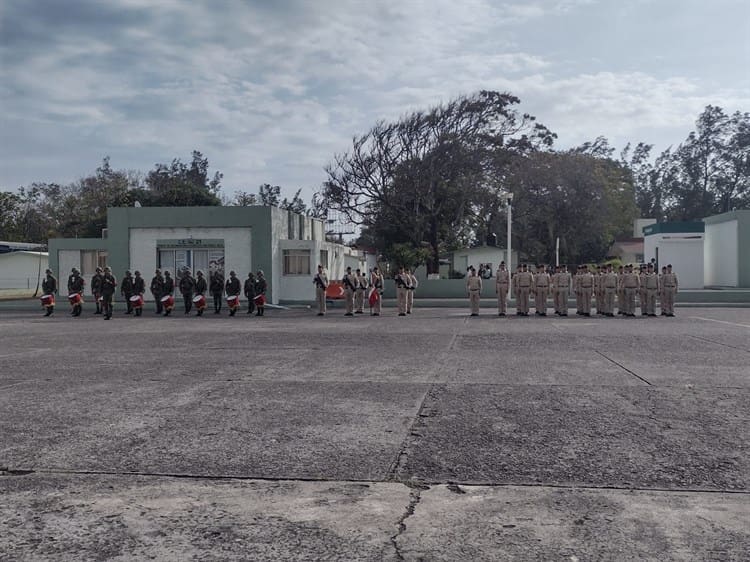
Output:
[
  {"xmin": 255, "ymin": 270, "xmax": 267, "ymax": 316},
  {"xmin": 210, "ymin": 270, "xmax": 224, "ymax": 314},
  {"xmin": 150, "ymin": 269, "xmax": 164, "ymax": 314},
  {"xmin": 100, "ymin": 266, "xmax": 117, "ymax": 320},
  {"xmin": 91, "ymin": 267, "xmax": 103, "ymax": 314},
  {"xmin": 121, "ymin": 270, "xmax": 134, "ymax": 314},
  {"xmin": 42, "ymin": 269, "xmax": 57, "ymax": 316},
  {"xmin": 133, "ymin": 270, "xmax": 146, "ymax": 316},
  {"xmin": 194, "ymin": 270, "xmax": 208, "ymax": 316},
  {"xmin": 67, "ymin": 267, "xmax": 85, "ymax": 317},
  {"xmin": 244, "ymin": 272, "xmax": 256, "ymax": 315},
  {"xmin": 179, "ymin": 268, "xmax": 196, "ymax": 314},
  {"xmin": 225, "ymin": 270, "xmax": 241, "ymax": 316},
  {"xmin": 163, "ymin": 271, "xmax": 175, "ymax": 316}
]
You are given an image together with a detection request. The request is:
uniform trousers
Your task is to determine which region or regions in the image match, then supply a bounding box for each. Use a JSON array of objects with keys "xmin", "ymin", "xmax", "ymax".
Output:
[
  {"xmin": 604, "ymin": 287, "xmax": 616, "ymax": 315},
  {"xmin": 517, "ymin": 287, "xmax": 530, "ymax": 314},
  {"xmin": 534, "ymin": 287, "xmax": 548, "ymax": 313},
  {"xmin": 371, "ymin": 290, "xmax": 382, "ymax": 315},
  {"xmin": 396, "ymin": 287, "xmax": 407, "ymax": 314},
  {"xmin": 316, "ymin": 287, "xmax": 327, "ymax": 314},
  {"xmin": 183, "ymin": 293, "xmax": 193, "ymax": 313},
  {"xmin": 663, "ymin": 287, "xmax": 675, "ymax": 315},
  {"xmin": 496, "ymin": 285, "xmax": 508, "ymax": 314},
  {"xmin": 344, "ymin": 289, "xmax": 354, "ymax": 314},
  {"xmin": 469, "ymin": 289, "xmax": 480, "ymax": 314},
  {"xmin": 580, "ymin": 288, "xmax": 593, "ymax": 314},
  {"xmin": 406, "ymin": 289, "xmax": 414, "ymax": 313},
  {"xmin": 557, "ymin": 288, "xmax": 569, "ymax": 314},
  {"xmin": 355, "ymin": 289, "xmax": 365, "ymax": 312},
  {"xmin": 646, "ymin": 288, "xmax": 657, "ymax": 315},
  {"xmin": 624, "ymin": 287, "xmax": 637, "ymax": 315}
]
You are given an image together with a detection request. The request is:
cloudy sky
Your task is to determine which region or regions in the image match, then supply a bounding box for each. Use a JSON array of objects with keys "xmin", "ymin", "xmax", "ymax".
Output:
[{"xmin": 1, "ymin": 0, "xmax": 748, "ymax": 200}]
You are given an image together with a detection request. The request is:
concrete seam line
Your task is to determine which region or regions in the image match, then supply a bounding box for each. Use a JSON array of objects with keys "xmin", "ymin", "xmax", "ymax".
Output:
[
  {"xmin": 688, "ymin": 316, "xmax": 750, "ymax": 328},
  {"xmin": 593, "ymin": 350, "xmax": 653, "ymax": 386},
  {"xmin": 687, "ymin": 334, "xmax": 750, "ymax": 353}
]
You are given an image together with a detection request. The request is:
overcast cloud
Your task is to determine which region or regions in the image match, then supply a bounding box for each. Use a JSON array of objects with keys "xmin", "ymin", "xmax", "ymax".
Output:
[{"xmin": 1, "ymin": 0, "xmax": 748, "ymax": 199}]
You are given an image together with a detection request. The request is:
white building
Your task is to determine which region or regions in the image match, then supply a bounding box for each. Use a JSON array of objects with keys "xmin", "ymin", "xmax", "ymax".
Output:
[
  {"xmin": 642, "ymin": 222, "xmax": 704, "ymax": 288},
  {"xmin": 0, "ymin": 251, "xmax": 48, "ymax": 290}
]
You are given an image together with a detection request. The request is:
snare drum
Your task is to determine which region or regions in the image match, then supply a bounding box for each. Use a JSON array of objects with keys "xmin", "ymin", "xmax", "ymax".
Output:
[
  {"xmin": 192, "ymin": 294, "xmax": 207, "ymax": 309},
  {"xmin": 160, "ymin": 294, "xmax": 175, "ymax": 309},
  {"xmin": 41, "ymin": 294, "xmax": 55, "ymax": 307},
  {"xmin": 226, "ymin": 295, "xmax": 240, "ymax": 309},
  {"xmin": 68, "ymin": 293, "xmax": 82, "ymax": 305},
  {"xmin": 129, "ymin": 294, "xmax": 144, "ymax": 308}
]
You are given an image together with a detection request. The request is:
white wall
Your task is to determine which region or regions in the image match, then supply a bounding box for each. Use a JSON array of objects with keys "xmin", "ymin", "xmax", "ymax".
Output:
[
  {"xmin": 129, "ymin": 227, "xmax": 252, "ymax": 299},
  {"xmin": 704, "ymin": 220, "xmax": 739, "ymax": 287},
  {"xmin": 658, "ymin": 238, "xmax": 704, "ymax": 289},
  {"xmin": 0, "ymin": 252, "xmax": 48, "ymax": 289}
]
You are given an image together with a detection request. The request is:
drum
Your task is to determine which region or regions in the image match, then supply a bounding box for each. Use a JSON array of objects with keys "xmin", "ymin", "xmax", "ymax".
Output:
[
  {"xmin": 68, "ymin": 293, "xmax": 82, "ymax": 305},
  {"xmin": 192, "ymin": 294, "xmax": 206, "ymax": 309},
  {"xmin": 253, "ymin": 294, "xmax": 266, "ymax": 306},
  {"xmin": 226, "ymin": 295, "xmax": 240, "ymax": 309},
  {"xmin": 129, "ymin": 294, "xmax": 144, "ymax": 308},
  {"xmin": 160, "ymin": 294, "xmax": 175, "ymax": 309},
  {"xmin": 41, "ymin": 294, "xmax": 55, "ymax": 307}
]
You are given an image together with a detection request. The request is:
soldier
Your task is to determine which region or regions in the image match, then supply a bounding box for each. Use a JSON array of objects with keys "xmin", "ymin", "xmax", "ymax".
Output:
[
  {"xmin": 210, "ymin": 270, "xmax": 225, "ymax": 314},
  {"xmin": 162, "ymin": 270, "xmax": 175, "ymax": 316},
  {"xmin": 254, "ymin": 270, "xmax": 267, "ymax": 316},
  {"xmin": 41, "ymin": 268, "xmax": 57, "ymax": 316},
  {"xmin": 342, "ymin": 266, "xmax": 357, "ymax": 317},
  {"xmin": 617, "ymin": 265, "xmax": 625, "ymax": 315},
  {"xmin": 354, "ymin": 268, "xmax": 366, "ymax": 314},
  {"xmin": 67, "ymin": 267, "xmax": 85, "ymax": 317},
  {"xmin": 642, "ymin": 264, "xmax": 659, "ymax": 317},
  {"xmin": 121, "ymin": 270, "xmax": 134, "ymax": 314},
  {"xmin": 659, "ymin": 266, "xmax": 668, "ymax": 315},
  {"xmin": 622, "ymin": 264, "xmax": 640, "ymax": 317},
  {"xmin": 603, "ymin": 264, "xmax": 618, "ymax": 317},
  {"xmin": 313, "ymin": 264, "xmax": 328, "ymax": 316},
  {"xmin": 244, "ymin": 272, "xmax": 256, "ymax": 315},
  {"xmin": 534, "ymin": 264, "xmax": 550, "ymax": 316},
  {"xmin": 100, "ymin": 266, "xmax": 117, "ymax": 320},
  {"xmin": 225, "ymin": 270, "xmax": 241, "ymax": 316},
  {"xmin": 394, "ymin": 267, "xmax": 409, "ymax": 317},
  {"xmin": 133, "ymin": 270, "xmax": 146, "ymax": 317},
  {"xmin": 179, "ymin": 268, "xmax": 196, "ymax": 314},
  {"xmin": 515, "ymin": 264, "xmax": 533, "ymax": 316},
  {"xmin": 370, "ymin": 267, "xmax": 383, "ymax": 316},
  {"xmin": 595, "ymin": 265, "xmax": 605, "ymax": 315},
  {"xmin": 406, "ymin": 268, "xmax": 417, "ymax": 314},
  {"xmin": 466, "ymin": 266, "xmax": 482, "ymax": 316},
  {"xmin": 662, "ymin": 264, "xmax": 678, "ymax": 317},
  {"xmin": 495, "ymin": 261, "xmax": 510, "ymax": 316},
  {"xmin": 556, "ymin": 265, "xmax": 571, "ymax": 317},
  {"xmin": 194, "ymin": 270, "xmax": 208, "ymax": 316},
  {"xmin": 91, "ymin": 267, "xmax": 103, "ymax": 315},
  {"xmin": 150, "ymin": 269, "xmax": 164, "ymax": 315},
  {"xmin": 578, "ymin": 266, "xmax": 594, "ymax": 317},
  {"xmin": 639, "ymin": 265, "xmax": 649, "ymax": 316}
]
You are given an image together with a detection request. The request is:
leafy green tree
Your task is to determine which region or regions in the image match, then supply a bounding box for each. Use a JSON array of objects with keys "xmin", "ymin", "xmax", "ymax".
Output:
[{"xmin": 144, "ymin": 151, "xmax": 222, "ymax": 206}]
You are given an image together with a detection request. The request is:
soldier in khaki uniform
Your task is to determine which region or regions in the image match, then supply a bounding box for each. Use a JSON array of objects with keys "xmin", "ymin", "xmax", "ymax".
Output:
[
  {"xmin": 515, "ymin": 264, "xmax": 533, "ymax": 316},
  {"xmin": 370, "ymin": 267, "xmax": 383, "ymax": 316},
  {"xmin": 602, "ymin": 264, "xmax": 618, "ymax": 317},
  {"xmin": 313, "ymin": 264, "xmax": 328, "ymax": 316},
  {"xmin": 573, "ymin": 266, "xmax": 582, "ymax": 315},
  {"xmin": 621, "ymin": 264, "xmax": 640, "ymax": 317},
  {"xmin": 578, "ymin": 266, "xmax": 594, "ymax": 316},
  {"xmin": 395, "ymin": 267, "xmax": 409, "ymax": 316},
  {"xmin": 342, "ymin": 266, "xmax": 357, "ymax": 317},
  {"xmin": 616, "ymin": 265, "xmax": 625, "ymax": 315},
  {"xmin": 662, "ymin": 264, "xmax": 678, "ymax": 317},
  {"xmin": 495, "ymin": 261, "xmax": 510, "ymax": 316},
  {"xmin": 556, "ymin": 265, "xmax": 571, "ymax": 317},
  {"xmin": 466, "ymin": 266, "xmax": 482, "ymax": 316},
  {"xmin": 354, "ymin": 268, "xmax": 366, "ymax": 314},
  {"xmin": 638, "ymin": 265, "xmax": 648, "ymax": 316},
  {"xmin": 642, "ymin": 263, "xmax": 659, "ymax": 316},
  {"xmin": 406, "ymin": 268, "xmax": 417, "ymax": 314},
  {"xmin": 533, "ymin": 264, "xmax": 550, "ymax": 316}
]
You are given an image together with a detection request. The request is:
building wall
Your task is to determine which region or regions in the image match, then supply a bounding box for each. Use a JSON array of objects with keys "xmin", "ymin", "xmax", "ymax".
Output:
[
  {"xmin": 644, "ymin": 233, "xmax": 704, "ymax": 289},
  {"xmin": 704, "ymin": 219, "xmax": 738, "ymax": 287},
  {"xmin": 48, "ymin": 238, "xmax": 109, "ymax": 296},
  {"xmin": 0, "ymin": 252, "xmax": 48, "ymax": 290}
]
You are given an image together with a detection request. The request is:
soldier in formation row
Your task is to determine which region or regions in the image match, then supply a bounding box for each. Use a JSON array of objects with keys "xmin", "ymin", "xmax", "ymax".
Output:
[{"xmin": 41, "ymin": 267, "xmax": 269, "ymax": 319}]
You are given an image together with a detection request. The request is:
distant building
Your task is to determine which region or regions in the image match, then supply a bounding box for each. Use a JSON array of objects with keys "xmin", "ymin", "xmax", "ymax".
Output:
[
  {"xmin": 447, "ymin": 246, "xmax": 519, "ymax": 278},
  {"xmin": 0, "ymin": 250, "xmax": 48, "ymax": 290},
  {"xmin": 643, "ymin": 221, "xmax": 705, "ymax": 289},
  {"xmin": 704, "ymin": 210, "xmax": 750, "ymax": 288},
  {"xmin": 607, "ymin": 238, "xmax": 644, "ymax": 265},
  {"xmin": 48, "ymin": 206, "xmax": 361, "ymax": 304}
]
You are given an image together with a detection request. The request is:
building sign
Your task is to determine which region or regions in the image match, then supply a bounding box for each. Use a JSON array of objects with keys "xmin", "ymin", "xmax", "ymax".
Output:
[{"xmin": 156, "ymin": 238, "xmax": 224, "ymax": 248}]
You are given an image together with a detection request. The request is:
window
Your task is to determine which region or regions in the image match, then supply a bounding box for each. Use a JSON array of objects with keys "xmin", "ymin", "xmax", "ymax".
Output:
[
  {"xmin": 283, "ymin": 249, "xmax": 310, "ymax": 275},
  {"xmin": 81, "ymin": 250, "xmax": 106, "ymax": 274},
  {"xmin": 319, "ymin": 250, "xmax": 329, "ymax": 270},
  {"xmin": 159, "ymin": 248, "xmax": 225, "ymax": 278}
]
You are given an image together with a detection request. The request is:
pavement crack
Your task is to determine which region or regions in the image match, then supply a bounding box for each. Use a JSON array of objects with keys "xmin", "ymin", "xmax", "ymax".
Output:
[
  {"xmin": 593, "ymin": 350, "xmax": 652, "ymax": 386},
  {"xmin": 389, "ymin": 487, "xmax": 424, "ymax": 561},
  {"xmin": 688, "ymin": 334, "xmax": 750, "ymax": 353}
]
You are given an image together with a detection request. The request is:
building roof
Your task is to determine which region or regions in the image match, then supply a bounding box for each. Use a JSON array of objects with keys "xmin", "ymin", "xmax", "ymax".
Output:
[
  {"xmin": 0, "ymin": 241, "xmax": 46, "ymax": 253},
  {"xmin": 703, "ymin": 209, "xmax": 750, "ymax": 225},
  {"xmin": 0, "ymin": 251, "xmax": 49, "ymax": 259},
  {"xmin": 642, "ymin": 222, "xmax": 704, "ymax": 236}
]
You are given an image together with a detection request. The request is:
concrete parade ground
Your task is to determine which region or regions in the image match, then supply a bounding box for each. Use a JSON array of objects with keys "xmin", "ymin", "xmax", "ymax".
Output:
[{"xmin": 1, "ymin": 305, "xmax": 749, "ymax": 561}]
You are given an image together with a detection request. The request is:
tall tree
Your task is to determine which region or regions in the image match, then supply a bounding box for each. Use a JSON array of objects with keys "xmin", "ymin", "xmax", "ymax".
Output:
[
  {"xmin": 144, "ymin": 151, "xmax": 223, "ymax": 207},
  {"xmin": 324, "ymin": 90, "xmax": 554, "ymax": 272}
]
